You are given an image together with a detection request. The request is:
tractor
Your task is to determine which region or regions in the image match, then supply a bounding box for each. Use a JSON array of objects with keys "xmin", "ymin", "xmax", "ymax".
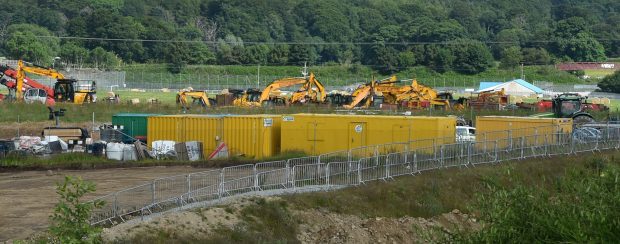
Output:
[{"xmin": 551, "ymin": 93, "xmax": 595, "ymax": 125}]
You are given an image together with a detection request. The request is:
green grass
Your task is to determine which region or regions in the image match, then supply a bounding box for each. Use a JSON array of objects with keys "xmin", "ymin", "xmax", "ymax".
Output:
[{"xmin": 584, "ymin": 69, "xmax": 616, "ymax": 78}]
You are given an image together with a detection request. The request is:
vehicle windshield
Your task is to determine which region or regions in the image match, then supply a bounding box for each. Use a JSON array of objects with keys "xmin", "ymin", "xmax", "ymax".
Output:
[
  {"xmin": 560, "ymin": 100, "xmax": 580, "ymax": 116},
  {"xmin": 457, "ymin": 128, "xmax": 468, "ymax": 136}
]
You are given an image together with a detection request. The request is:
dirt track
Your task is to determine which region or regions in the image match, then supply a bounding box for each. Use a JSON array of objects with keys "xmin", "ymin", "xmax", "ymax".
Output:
[{"xmin": 0, "ymin": 166, "xmax": 211, "ymax": 242}]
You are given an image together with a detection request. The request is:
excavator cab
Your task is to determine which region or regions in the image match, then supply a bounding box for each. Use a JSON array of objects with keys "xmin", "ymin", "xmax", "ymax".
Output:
[{"xmin": 54, "ymin": 79, "xmax": 96, "ymax": 104}]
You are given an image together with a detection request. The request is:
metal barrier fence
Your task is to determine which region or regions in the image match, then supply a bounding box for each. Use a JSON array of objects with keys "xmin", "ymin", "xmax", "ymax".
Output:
[{"xmin": 88, "ymin": 126, "xmax": 620, "ymax": 226}]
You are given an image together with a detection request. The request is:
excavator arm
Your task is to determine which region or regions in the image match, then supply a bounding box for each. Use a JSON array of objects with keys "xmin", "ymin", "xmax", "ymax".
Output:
[
  {"xmin": 290, "ymin": 73, "xmax": 327, "ymax": 104},
  {"xmin": 259, "ymin": 77, "xmax": 307, "ymax": 103},
  {"xmin": 343, "ymin": 76, "xmax": 397, "ymax": 109},
  {"xmin": 16, "ymin": 60, "xmax": 65, "ymax": 101},
  {"xmin": 176, "ymin": 90, "xmax": 212, "ymax": 109}
]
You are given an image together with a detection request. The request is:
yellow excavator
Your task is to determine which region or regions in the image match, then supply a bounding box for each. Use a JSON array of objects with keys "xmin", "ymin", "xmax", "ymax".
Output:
[
  {"xmin": 393, "ymin": 80, "xmax": 453, "ymax": 110},
  {"xmin": 343, "ymin": 76, "xmax": 398, "ymax": 109},
  {"xmin": 236, "ymin": 72, "xmax": 326, "ymax": 107},
  {"xmin": 176, "ymin": 89, "xmax": 214, "ymax": 110}
]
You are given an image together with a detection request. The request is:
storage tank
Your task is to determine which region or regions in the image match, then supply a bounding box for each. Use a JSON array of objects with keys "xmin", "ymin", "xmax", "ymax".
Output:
[{"xmin": 280, "ymin": 114, "xmax": 456, "ymax": 155}]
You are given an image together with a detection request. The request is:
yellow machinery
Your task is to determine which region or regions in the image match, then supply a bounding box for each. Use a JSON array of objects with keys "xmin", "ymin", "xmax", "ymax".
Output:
[
  {"xmin": 257, "ymin": 72, "xmax": 326, "ymax": 106},
  {"xmin": 15, "ymin": 60, "xmax": 96, "ymax": 104},
  {"xmin": 394, "ymin": 80, "xmax": 452, "ymax": 110},
  {"xmin": 176, "ymin": 90, "xmax": 214, "ymax": 110},
  {"xmin": 468, "ymin": 88, "xmax": 509, "ymax": 110},
  {"xmin": 343, "ymin": 76, "xmax": 398, "ymax": 109},
  {"xmin": 231, "ymin": 89, "xmax": 262, "ymax": 107}
]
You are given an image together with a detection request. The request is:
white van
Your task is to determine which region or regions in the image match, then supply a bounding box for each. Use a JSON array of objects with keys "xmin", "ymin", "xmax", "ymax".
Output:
[{"xmin": 456, "ymin": 126, "xmax": 476, "ymax": 142}]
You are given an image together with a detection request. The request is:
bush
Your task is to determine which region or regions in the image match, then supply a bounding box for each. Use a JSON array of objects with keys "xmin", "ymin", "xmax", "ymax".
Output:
[
  {"xmin": 598, "ymin": 69, "xmax": 620, "ymax": 93},
  {"xmin": 458, "ymin": 159, "xmax": 620, "ymax": 243},
  {"xmin": 49, "ymin": 176, "xmax": 104, "ymax": 243}
]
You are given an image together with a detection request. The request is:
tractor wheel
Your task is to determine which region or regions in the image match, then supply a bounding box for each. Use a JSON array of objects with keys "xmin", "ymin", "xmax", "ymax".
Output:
[{"xmin": 573, "ymin": 115, "xmax": 594, "ymax": 127}]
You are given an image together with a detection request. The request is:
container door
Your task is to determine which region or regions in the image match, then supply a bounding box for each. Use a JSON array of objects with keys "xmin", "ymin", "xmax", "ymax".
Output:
[{"xmin": 349, "ymin": 122, "xmax": 367, "ymax": 149}]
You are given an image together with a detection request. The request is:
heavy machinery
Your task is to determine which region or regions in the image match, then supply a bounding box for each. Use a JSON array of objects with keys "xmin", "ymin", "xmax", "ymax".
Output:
[
  {"xmin": 176, "ymin": 89, "xmax": 215, "ymax": 110},
  {"xmin": 235, "ymin": 71, "xmax": 326, "ymax": 107},
  {"xmin": 517, "ymin": 94, "xmax": 608, "ymax": 113},
  {"xmin": 230, "ymin": 89, "xmax": 262, "ymax": 107},
  {"xmin": 468, "ymin": 89, "xmax": 509, "ymax": 110},
  {"xmin": 343, "ymin": 76, "xmax": 398, "ymax": 109},
  {"xmin": 550, "ymin": 93, "xmax": 595, "ymax": 125},
  {"xmin": 0, "ymin": 60, "xmax": 96, "ymax": 105}
]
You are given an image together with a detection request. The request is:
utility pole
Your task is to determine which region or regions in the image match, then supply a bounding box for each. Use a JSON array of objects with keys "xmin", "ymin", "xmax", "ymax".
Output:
[
  {"xmin": 521, "ymin": 63, "xmax": 525, "ymax": 80},
  {"xmin": 257, "ymin": 64, "xmax": 260, "ymax": 88}
]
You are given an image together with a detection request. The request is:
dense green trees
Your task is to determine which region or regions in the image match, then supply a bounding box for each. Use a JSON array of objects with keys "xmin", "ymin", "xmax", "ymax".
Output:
[
  {"xmin": 0, "ymin": 0, "xmax": 618, "ymax": 73},
  {"xmin": 598, "ymin": 70, "xmax": 620, "ymax": 93}
]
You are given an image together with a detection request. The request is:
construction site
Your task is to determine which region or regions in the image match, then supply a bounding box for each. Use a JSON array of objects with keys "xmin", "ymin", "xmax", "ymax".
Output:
[{"xmin": 1, "ymin": 59, "xmax": 619, "ymax": 242}]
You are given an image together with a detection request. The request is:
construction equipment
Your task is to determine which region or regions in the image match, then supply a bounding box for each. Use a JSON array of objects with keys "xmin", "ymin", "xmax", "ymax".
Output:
[
  {"xmin": 468, "ymin": 89, "xmax": 509, "ymax": 110},
  {"xmin": 231, "ymin": 89, "xmax": 262, "ymax": 107},
  {"xmin": 517, "ymin": 95, "xmax": 608, "ymax": 113},
  {"xmin": 550, "ymin": 93, "xmax": 595, "ymax": 125},
  {"xmin": 343, "ymin": 76, "xmax": 398, "ymax": 109},
  {"xmin": 176, "ymin": 89, "xmax": 215, "ymax": 110},
  {"xmin": 0, "ymin": 60, "xmax": 96, "ymax": 105},
  {"xmin": 256, "ymin": 72, "xmax": 326, "ymax": 106}
]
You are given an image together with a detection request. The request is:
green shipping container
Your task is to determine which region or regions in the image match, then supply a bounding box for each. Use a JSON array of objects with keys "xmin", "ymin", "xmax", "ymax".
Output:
[{"xmin": 112, "ymin": 113, "xmax": 159, "ymax": 142}]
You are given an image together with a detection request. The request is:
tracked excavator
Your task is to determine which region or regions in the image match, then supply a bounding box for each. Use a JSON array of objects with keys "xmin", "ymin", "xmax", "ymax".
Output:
[
  {"xmin": 343, "ymin": 76, "xmax": 398, "ymax": 109},
  {"xmin": 176, "ymin": 89, "xmax": 215, "ymax": 110},
  {"xmin": 234, "ymin": 71, "xmax": 326, "ymax": 107}
]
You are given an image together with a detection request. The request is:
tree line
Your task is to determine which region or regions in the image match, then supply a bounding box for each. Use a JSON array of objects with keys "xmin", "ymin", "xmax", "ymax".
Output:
[{"xmin": 0, "ymin": 0, "xmax": 618, "ymax": 74}]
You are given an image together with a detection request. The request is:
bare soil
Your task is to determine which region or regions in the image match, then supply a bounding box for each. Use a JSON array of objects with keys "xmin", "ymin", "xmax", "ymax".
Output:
[
  {"xmin": 0, "ymin": 166, "xmax": 210, "ymax": 242},
  {"xmin": 102, "ymin": 197, "xmax": 481, "ymax": 243}
]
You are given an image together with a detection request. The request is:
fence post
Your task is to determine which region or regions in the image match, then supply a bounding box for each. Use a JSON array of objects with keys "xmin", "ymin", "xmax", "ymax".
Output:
[
  {"xmin": 291, "ymin": 166, "xmax": 296, "ymax": 190},
  {"xmin": 384, "ymin": 154, "xmax": 390, "ymax": 179},
  {"xmin": 218, "ymin": 170, "xmax": 224, "ymax": 199},
  {"xmin": 113, "ymin": 193, "xmax": 118, "ymax": 219},
  {"xmin": 186, "ymin": 174, "xmax": 191, "ymax": 198},
  {"xmin": 326, "ymin": 163, "xmax": 330, "ymax": 187},
  {"xmin": 413, "ymin": 150, "xmax": 418, "ymax": 174},
  {"xmin": 571, "ymin": 133, "xmax": 576, "ymax": 154},
  {"xmin": 357, "ymin": 159, "xmax": 362, "ymax": 184},
  {"xmin": 493, "ymin": 141, "xmax": 498, "ymax": 162},
  {"xmin": 253, "ymin": 165, "xmax": 259, "ymax": 191},
  {"xmin": 440, "ymin": 145, "xmax": 445, "ymax": 168},
  {"xmin": 151, "ymin": 180, "xmax": 156, "ymax": 205},
  {"xmin": 520, "ymin": 137, "xmax": 525, "ymax": 159},
  {"xmin": 467, "ymin": 143, "xmax": 472, "ymax": 166},
  {"xmin": 285, "ymin": 160, "xmax": 290, "ymax": 188}
]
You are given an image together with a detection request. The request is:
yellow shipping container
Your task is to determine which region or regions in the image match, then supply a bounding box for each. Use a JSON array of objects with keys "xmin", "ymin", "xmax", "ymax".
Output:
[
  {"xmin": 475, "ymin": 116, "xmax": 573, "ymax": 148},
  {"xmin": 223, "ymin": 115, "xmax": 281, "ymax": 159},
  {"xmin": 183, "ymin": 115, "xmax": 225, "ymax": 156},
  {"xmin": 147, "ymin": 115, "xmax": 280, "ymax": 159},
  {"xmin": 147, "ymin": 115, "xmax": 185, "ymax": 146},
  {"xmin": 280, "ymin": 114, "xmax": 456, "ymax": 156}
]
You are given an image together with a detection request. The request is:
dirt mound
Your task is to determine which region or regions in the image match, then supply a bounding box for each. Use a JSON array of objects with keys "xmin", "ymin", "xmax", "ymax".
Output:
[
  {"xmin": 102, "ymin": 195, "xmax": 480, "ymax": 243},
  {"xmin": 296, "ymin": 209, "xmax": 480, "ymax": 244}
]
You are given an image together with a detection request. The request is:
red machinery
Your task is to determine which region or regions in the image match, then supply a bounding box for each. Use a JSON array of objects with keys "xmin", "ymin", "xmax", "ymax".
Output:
[{"xmin": 0, "ymin": 65, "xmax": 56, "ymax": 106}]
